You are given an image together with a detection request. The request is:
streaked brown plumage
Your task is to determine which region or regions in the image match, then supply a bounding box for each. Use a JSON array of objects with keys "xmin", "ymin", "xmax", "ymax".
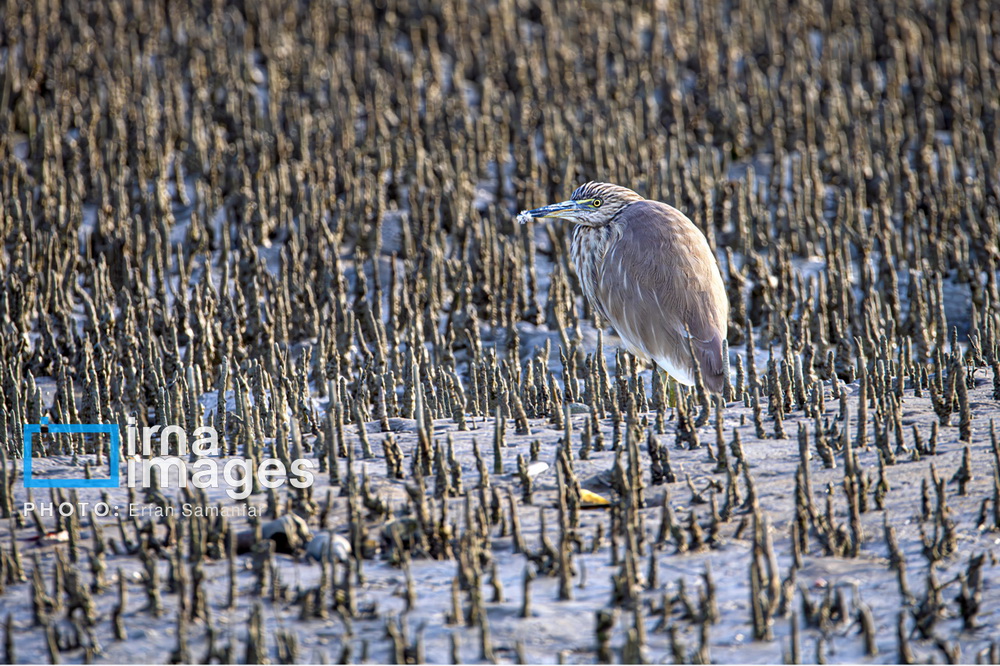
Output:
[{"xmin": 524, "ymin": 182, "xmax": 729, "ymax": 392}]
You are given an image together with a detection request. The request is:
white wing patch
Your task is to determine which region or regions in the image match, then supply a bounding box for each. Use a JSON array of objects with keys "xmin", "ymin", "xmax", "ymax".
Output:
[{"xmin": 653, "ymin": 354, "xmax": 696, "ymax": 386}]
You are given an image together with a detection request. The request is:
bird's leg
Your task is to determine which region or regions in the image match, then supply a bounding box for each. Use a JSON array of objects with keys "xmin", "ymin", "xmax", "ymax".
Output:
[{"xmin": 659, "ymin": 369, "xmax": 678, "ymax": 409}]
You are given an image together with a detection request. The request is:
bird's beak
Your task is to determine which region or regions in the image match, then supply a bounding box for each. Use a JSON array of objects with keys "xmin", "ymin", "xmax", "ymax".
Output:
[{"xmin": 525, "ymin": 200, "xmax": 583, "ymax": 220}]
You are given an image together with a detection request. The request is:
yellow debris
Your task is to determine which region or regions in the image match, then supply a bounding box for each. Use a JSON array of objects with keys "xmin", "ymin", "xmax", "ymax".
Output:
[{"xmin": 579, "ymin": 489, "xmax": 611, "ymax": 508}]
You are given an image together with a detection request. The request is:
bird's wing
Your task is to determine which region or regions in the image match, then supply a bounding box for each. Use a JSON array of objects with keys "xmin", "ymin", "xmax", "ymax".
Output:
[{"xmin": 596, "ymin": 200, "xmax": 729, "ymax": 384}]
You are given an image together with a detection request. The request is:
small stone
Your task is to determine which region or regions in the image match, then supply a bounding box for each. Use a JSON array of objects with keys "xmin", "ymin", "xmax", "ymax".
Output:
[{"xmin": 306, "ymin": 533, "xmax": 352, "ymax": 563}]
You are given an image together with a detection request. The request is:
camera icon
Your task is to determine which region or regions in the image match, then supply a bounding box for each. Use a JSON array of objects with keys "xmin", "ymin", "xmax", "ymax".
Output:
[{"xmin": 23, "ymin": 417, "xmax": 120, "ymax": 489}]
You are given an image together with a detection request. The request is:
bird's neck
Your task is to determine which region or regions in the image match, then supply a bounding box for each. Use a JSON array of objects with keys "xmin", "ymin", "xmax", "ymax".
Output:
[{"xmin": 571, "ymin": 223, "xmax": 618, "ymax": 312}]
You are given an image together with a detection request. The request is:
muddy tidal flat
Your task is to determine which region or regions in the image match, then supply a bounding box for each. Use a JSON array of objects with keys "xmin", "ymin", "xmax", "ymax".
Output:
[{"xmin": 2, "ymin": 0, "xmax": 1000, "ymax": 664}]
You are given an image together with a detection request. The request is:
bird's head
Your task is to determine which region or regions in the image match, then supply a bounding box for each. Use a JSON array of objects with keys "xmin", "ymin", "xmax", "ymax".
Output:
[{"xmin": 523, "ymin": 181, "xmax": 643, "ymax": 228}]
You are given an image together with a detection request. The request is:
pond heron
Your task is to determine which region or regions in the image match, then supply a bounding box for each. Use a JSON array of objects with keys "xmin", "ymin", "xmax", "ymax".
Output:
[{"xmin": 523, "ymin": 182, "xmax": 729, "ymax": 393}]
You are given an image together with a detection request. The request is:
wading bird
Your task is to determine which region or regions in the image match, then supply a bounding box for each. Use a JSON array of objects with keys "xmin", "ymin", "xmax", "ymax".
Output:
[{"xmin": 522, "ymin": 182, "xmax": 729, "ymax": 393}]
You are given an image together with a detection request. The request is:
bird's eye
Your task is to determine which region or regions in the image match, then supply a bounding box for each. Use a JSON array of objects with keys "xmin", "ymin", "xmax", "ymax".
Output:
[{"xmin": 592, "ymin": 199, "xmax": 603, "ymax": 208}]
